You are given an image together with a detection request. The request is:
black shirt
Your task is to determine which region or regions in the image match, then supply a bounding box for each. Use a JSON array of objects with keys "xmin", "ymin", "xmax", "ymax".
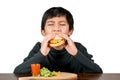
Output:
[{"xmin": 14, "ymin": 42, "xmax": 102, "ymax": 74}]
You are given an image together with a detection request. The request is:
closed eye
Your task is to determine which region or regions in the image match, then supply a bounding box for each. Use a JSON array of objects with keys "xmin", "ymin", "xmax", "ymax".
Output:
[
  {"xmin": 47, "ymin": 24, "xmax": 54, "ymax": 26},
  {"xmin": 60, "ymin": 24, "xmax": 66, "ymax": 26}
]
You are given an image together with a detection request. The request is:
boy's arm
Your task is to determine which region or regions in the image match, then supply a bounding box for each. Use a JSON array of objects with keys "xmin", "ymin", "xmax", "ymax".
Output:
[
  {"xmin": 74, "ymin": 43, "xmax": 103, "ymax": 73},
  {"xmin": 13, "ymin": 42, "xmax": 45, "ymax": 74}
]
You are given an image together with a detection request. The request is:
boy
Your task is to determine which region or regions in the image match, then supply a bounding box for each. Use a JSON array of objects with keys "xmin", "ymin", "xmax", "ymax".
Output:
[{"xmin": 14, "ymin": 7, "xmax": 102, "ymax": 74}]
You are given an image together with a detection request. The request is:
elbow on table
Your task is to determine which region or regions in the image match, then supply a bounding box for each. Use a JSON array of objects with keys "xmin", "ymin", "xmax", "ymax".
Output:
[
  {"xmin": 13, "ymin": 65, "xmax": 30, "ymax": 74},
  {"xmin": 92, "ymin": 66, "xmax": 103, "ymax": 73}
]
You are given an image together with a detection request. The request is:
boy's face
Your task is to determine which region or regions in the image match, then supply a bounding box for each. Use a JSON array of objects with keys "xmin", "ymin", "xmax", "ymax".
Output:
[{"xmin": 41, "ymin": 16, "xmax": 73, "ymax": 36}]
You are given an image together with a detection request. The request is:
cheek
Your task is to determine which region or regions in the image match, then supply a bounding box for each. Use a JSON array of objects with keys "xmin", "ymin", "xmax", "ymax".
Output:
[
  {"xmin": 45, "ymin": 30, "xmax": 51, "ymax": 34},
  {"xmin": 44, "ymin": 27, "xmax": 52, "ymax": 33},
  {"xmin": 61, "ymin": 27, "xmax": 69, "ymax": 33}
]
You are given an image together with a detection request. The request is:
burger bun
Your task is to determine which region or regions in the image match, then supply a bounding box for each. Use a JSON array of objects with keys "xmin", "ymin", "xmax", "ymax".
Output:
[{"xmin": 49, "ymin": 35, "xmax": 65, "ymax": 47}]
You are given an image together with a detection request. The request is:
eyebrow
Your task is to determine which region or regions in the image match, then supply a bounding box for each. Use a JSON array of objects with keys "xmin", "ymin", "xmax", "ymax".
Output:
[
  {"xmin": 46, "ymin": 21, "xmax": 54, "ymax": 23},
  {"xmin": 59, "ymin": 21, "xmax": 66, "ymax": 23},
  {"xmin": 46, "ymin": 20, "xmax": 67, "ymax": 24}
]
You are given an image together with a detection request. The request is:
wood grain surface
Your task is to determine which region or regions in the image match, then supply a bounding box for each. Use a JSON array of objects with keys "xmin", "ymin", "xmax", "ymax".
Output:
[{"xmin": 19, "ymin": 72, "xmax": 77, "ymax": 80}]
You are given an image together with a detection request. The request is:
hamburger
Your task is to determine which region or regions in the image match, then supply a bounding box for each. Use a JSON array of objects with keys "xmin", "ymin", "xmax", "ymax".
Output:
[{"xmin": 49, "ymin": 35, "xmax": 65, "ymax": 47}]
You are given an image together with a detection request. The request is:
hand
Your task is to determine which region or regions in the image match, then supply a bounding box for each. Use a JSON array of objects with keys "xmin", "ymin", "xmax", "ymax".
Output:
[
  {"xmin": 59, "ymin": 34, "xmax": 78, "ymax": 56},
  {"xmin": 40, "ymin": 34, "xmax": 55, "ymax": 56}
]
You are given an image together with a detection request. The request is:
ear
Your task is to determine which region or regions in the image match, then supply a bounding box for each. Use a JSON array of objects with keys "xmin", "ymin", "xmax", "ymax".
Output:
[
  {"xmin": 68, "ymin": 29, "xmax": 74, "ymax": 36},
  {"xmin": 41, "ymin": 30, "xmax": 46, "ymax": 36}
]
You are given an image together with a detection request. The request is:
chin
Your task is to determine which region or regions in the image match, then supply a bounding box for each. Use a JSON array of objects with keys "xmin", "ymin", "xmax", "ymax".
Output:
[{"xmin": 52, "ymin": 45, "xmax": 64, "ymax": 50}]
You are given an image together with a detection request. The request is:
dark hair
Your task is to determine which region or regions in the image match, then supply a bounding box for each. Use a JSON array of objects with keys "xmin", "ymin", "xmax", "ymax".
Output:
[{"xmin": 41, "ymin": 7, "xmax": 74, "ymax": 31}]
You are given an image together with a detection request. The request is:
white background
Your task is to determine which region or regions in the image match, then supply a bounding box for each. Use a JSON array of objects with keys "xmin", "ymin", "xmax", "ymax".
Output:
[{"xmin": 0, "ymin": 0, "xmax": 120, "ymax": 73}]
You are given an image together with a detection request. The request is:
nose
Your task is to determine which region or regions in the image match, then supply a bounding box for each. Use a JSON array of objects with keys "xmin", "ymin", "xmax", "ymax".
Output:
[{"xmin": 53, "ymin": 26, "xmax": 61, "ymax": 33}]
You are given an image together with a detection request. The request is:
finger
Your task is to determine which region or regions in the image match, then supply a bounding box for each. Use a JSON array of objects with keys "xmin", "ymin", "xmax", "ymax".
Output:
[
  {"xmin": 58, "ymin": 33, "xmax": 69, "ymax": 40},
  {"xmin": 44, "ymin": 33, "xmax": 56, "ymax": 41}
]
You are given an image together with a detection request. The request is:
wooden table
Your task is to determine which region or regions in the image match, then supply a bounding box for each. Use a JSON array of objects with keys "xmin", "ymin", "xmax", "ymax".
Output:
[{"xmin": 0, "ymin": 73, "xmax": 120, "ymax": 80}]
